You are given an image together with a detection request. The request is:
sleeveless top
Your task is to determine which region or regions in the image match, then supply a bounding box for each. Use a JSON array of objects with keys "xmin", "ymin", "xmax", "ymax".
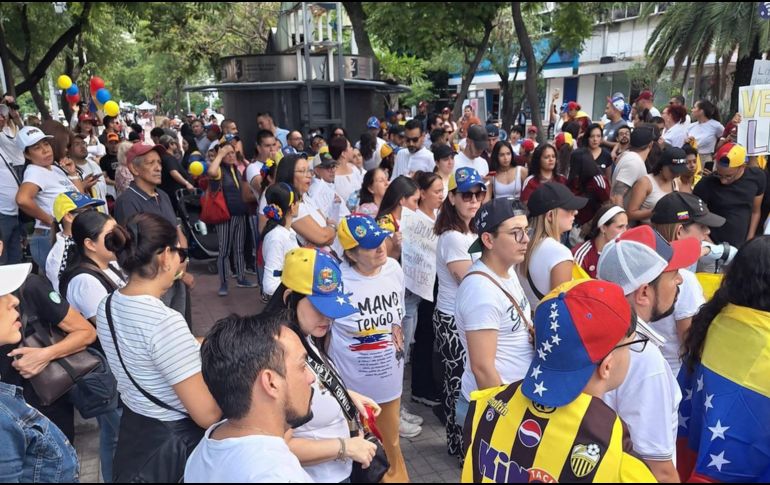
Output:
[
  {"xmin": 641, "ymin": 174, "xmax": 677, "ymax": 215},
  {"xmin": 493, "ymin": 166, "xmax": 524, "ymax": 200}
]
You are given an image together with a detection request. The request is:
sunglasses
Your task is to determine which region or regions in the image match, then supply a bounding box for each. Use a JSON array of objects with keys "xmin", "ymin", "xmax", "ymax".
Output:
[
  {"xmin": 460, "ymin": 190, "xmax": 485, "ymax": 202},
  {"xmin": 405, "ymin": 136, "xmax": 421, "ymax": 144}
]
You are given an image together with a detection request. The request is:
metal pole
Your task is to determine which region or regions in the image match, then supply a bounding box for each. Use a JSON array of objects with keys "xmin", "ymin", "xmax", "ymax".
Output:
[
  {"xmin": 303, "ymin": 2, "xmax": 313, "ymax": 131},
  {"xmin": 336, "ymin": 2, "xmax": 346, "ymax": 128}
]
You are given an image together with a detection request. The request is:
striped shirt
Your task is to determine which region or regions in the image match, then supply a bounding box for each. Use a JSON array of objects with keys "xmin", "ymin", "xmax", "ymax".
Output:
[
  {"xmin": 461, "ymin": 381, "xmax": 655, "ymax": 483},
  {"xmin": 96, "ymin": 291, "xmax": 201, "ymax": 421}
]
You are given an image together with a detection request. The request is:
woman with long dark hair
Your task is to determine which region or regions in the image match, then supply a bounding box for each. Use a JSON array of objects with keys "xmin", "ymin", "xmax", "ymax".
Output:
[
  {"xmin": 356, "ymin": 168, "xmax": 389, "ymax": 217},
  {"xmin": 99, "ymin": 213, "xmax": 221, "ymax": 482},
  {"xmin": 281, "ymin": 154, "xmax": 337, "ymax": 248},
  {"xmin": 571, "ymin": 204, "xmax": 628, "ymax": 279},
  {"xmin": 375, "ymin": 175, "xmax": 419, "ymax": 259},
  {"xmin": 489, "ymin": 140, "xmax": 527, "ymax": 200},
  {"xmin": 626, "ymin": 146, "xmax": 686, "ymax": 224},
  {"xmin": 520, "ymin": 143, "xmax": 567, "ymax": 203},
  {"xmin": 263, "ymin": 248, "xmax": 380, "ymax": 482},
  {"xmin": 359, "ymin": 132, "xmax": 381, "ymax": 171},
  {"xmin": 580, "ymin": 123, "xmax": 614, "ymax": 173},
  {"xmin": 678, "ymin": 236, "xmax": 770, "ymax": 483},
  {"xmin": 567, "ymin": 148, "xmax": 610, "ymax": 228}
]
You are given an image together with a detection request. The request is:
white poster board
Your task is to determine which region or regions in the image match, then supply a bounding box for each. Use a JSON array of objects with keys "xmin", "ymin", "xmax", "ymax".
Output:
[
  {"xmin": 400, "ymin": 207, "xmax": 438, "ymax": 301},
  {"xmin": 738, "ymin": 84, "xmax": 770, "ymax": 156},
  {"xmin": 751, "ymin": 60, "xmax": 770, "ymax": 85}
]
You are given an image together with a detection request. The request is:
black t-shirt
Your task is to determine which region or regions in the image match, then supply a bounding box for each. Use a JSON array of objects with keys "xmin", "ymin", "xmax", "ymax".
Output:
[
  {"xmin": 694, "ymin": 167, "xmax": 767, "ymax": 247},
  {"xmin": 160, "ymin": 153, "xmax": 189, "ymax": 202},
  {"xmin": 0, "ymin": 275, "xmax": 70, "ymax": 386},
  {"xmin": 100, "ymin": 153, "xmax": 119, "ymax": 180}
]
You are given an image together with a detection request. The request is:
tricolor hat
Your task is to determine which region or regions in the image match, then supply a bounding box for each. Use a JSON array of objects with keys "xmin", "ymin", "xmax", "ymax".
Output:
[
  {"xmin": 522, "ymin": 279, "xmax": 633, "ymax": 408},
  {"xmin": 715, "ymin": 142, "xmax": 747, "ymax": 168},
  {"xmin": 280, "ymin": 248, "xmax": 357, "ymax": 319},
  {"xmin": 597, "ymin": 225, "xmax": 700, "ymax": 296},
  {"xmin": 337, "ymin": 214, "xmax": 392, "ymax": 251},
  {"xmin": 448, "ymin": 167, "xmax": 486, "ymax": 193},
  {"xmin": 53, "ymin": 191, "xmax": 105, "ymax": 222},
  {"xmin": 367, "ymin": 116, "xmax": 380, "ymax": 130},
  {"xmin": 554, "ymin": 132, "xmax": 573, "ymax": 151}
]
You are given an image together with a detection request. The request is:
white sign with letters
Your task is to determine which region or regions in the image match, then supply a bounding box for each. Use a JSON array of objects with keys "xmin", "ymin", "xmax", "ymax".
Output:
[
  {"xmin": 400, "ymin": 207, "xmax": 438, "ymax": 302},
  {"xmin": 739, "ymin": 84, "xmax": 770, "ymax": 156}
]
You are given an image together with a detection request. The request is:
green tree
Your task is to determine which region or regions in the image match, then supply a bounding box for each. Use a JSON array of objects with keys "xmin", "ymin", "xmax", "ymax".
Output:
[
  {"xmin": 644, "ymin": 2, "xmax": 770, "ymax": 114},
  {"xmin": 366, "ymin": 2, "xmax": 503, "ymax": 119}
]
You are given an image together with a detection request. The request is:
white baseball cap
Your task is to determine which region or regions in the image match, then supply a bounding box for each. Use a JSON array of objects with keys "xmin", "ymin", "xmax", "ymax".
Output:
[
  {"xmin": 17, "ymin": 126, "xmax": 53, "ymax": 151},
  {"xmin": 0, "ymin": 263, "xmax": 32, "ymax": 296}
]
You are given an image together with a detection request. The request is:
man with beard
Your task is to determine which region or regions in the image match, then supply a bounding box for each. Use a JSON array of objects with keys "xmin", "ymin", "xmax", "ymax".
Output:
[
  {"xmin": 186, "ymin": 313, "xmax": 316, "ymax": 482},
  {"xmin": 597, "ymin": 226, "xmax": 700, "ymax": 483},
  {"xmin": 389, "ymin": 119, "xmax": 434, "ymax": 180}
]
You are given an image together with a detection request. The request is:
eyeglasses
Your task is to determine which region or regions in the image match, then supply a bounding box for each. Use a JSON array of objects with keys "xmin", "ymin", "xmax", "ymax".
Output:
[
  {"xmin": 715, "ymin": 168, "xmax": 742, "ymax": 181},
  {"xmin": 294, "ymin": 169, "xmax": 313, "ymax": 176},
  {"xmin": 460, "ymin": 191, "xmax": 485, "ymax": 202},
  {"xmin": 506, "ymin": 226, "xmax": 529, "ymax": 243},
  {"xmin": 169, "ymin": 246, "xmax": 188, "ymax": 264}
]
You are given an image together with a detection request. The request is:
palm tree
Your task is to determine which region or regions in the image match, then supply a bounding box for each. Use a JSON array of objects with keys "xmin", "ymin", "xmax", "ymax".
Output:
[{"xmin": 644, "ymin": 2, "xmax": 770, "ymax": 114}]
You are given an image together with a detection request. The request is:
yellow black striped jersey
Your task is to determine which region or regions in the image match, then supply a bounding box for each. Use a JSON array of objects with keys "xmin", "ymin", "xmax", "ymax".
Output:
[{"xmin": 461, "ymin": 381, "xmax": 657, "ymax": 483}]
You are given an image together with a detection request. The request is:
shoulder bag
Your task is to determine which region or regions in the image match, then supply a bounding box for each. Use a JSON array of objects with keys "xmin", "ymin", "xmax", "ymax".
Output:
[
  {"xmin": 199, "ymin": 175, "xmax": 230, "ymax": 225},
  {"xmin": 466, "ymin": 271, "xmax": 535, "ymax": 343}
]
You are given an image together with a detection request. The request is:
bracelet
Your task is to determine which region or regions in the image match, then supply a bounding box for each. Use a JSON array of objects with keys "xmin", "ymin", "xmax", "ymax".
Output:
[{"xmin": 335, "ymin": 438, "xmax": 346, "ymax": 462}]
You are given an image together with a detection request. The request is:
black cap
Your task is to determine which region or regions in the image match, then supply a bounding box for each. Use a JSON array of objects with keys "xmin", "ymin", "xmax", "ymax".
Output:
[
  {"xmin": 469, "ymin": 197, "xmax": 528, "ymax": 253},
  {"xmin": 630, "ymin": 125, "xmax": 655, "ymax": 148},
  {"xmin": 486, "ymin": 124, "xmax": 500, "ymax": 138},
  {"xmin": 650, "ymin": 192, "xmax": 726, "ymax": 227},
  {"xmin": 388, "ymin": 124, "xmax": 405, "ymax": 136},
  {"xmin": 467, "ymin": 124, "xmax": 489, "ymax": 151},
  {"xmin": 528, "ymin": 182, "xmax": 588, "ymax": 218},
  {"xmin": 659, "ymin": 146, "xmax": 689, "ymax": 174},
  {"xmin": 433, "ymin": 143, "xmax": 456, "ymax": 161}
]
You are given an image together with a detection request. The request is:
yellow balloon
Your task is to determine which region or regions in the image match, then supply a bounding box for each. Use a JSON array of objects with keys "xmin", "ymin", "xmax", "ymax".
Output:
[
  {"xmin": 104, "ymin": 100, "xmax": 119, "ymax": 117},
  {"xmin": 57, "ymin": 75, "xmax": 72, "ymax": 90},
  {"xmin": 189, "ymin": 161, "xmax": 205, "ymax": 177}
]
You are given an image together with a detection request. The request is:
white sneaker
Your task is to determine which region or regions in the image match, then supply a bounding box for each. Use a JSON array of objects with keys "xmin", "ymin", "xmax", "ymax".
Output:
[
  {"xmin": 399, "ymin": 418, "xmax": 422, "ymax": 439},
  {"xmin": 400, "ymin": 406, "xmax": 424, "ymax": 426}
]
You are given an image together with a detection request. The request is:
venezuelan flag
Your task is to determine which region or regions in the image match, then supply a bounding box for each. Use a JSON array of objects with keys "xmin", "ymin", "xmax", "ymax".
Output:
[{"xmin": 676, "ymin": 304, "xmax": 770, "ymax": 482}]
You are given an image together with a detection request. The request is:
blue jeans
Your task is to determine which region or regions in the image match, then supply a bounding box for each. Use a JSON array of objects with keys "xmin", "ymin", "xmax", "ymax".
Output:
[
  {"xmin": 97, "ymin": 407, "xmax": 122, "ymax": 483},
  {"xmin": 29, "ymin": 230, "xmax": 52, "ymax": 270},
  {"xmin": 0, "ymin": 382, "xmax": 79, "ymax": 483},
  {"xmin": 455, "ymin": 393, "xmax": 470, "ymax": 432},
  {"xmin": 401, "ymin": 290, "xmax": 422, "ymax": 364},
  {"xmin": 0, "ymin": 213, "xmax": 23, "ymax": 264}
]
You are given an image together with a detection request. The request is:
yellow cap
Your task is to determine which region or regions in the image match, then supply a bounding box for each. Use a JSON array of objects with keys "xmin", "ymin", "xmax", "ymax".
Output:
[{"xmin": 53, "ymin": 192, "xmax": 105, "ymax": 223}]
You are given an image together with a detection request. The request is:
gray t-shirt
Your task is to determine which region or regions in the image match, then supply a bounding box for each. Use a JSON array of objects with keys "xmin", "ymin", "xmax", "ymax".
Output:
[{"xmin": 603, "ymin": 119, "xmax": 628, "ymax": 143}]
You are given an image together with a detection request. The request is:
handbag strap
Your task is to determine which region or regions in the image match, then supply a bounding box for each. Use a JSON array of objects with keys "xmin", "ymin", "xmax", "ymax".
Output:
[
  {"xmin": 105, "ymin": 293, "xmax": 190, "ymax": 418},
  {"xmin": 465, "ymin": 271, "xmax": 534, "ymax": 334},
  {"xmin": 301, "ymin": 338, "xmax": 361, "ymax": 434},
  {"xmin": 0, "ymin": 150, "xmax": 21, "ymax": 186},
  {"xmin": 526, "ymin": 270, "xmax": 546, "ymax": 301}
]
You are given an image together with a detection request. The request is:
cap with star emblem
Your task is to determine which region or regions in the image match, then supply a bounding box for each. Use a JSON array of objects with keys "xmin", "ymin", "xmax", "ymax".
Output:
[
  {"xmin": 522, "ymin": 279, "xmax": 634, "ymax": 408},
  {"xmin": 337, "ymin": 214, "xmax": 392, "ymax": 251},
  {"xmin": 280, "ymin": 248, "xmax": 358, "ymax": 319}
]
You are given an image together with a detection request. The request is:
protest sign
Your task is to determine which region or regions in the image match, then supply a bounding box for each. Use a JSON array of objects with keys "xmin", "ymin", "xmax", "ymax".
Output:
[
  {"xmin": 739, "ymin": 84, "xmax": 770, "ymax": 156},
  {"xmin": 400, "ymin": 207, "xmax": 438, "ymax": 301}
]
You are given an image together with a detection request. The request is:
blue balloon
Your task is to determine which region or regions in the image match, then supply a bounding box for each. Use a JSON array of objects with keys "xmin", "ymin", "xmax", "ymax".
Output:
[
  {"xmin": 96, "ymin": 88, "xmax": 111, "ymax": 104},
  {"xmin": 88, "ymin": 100, "xmax": 98, "ymax": 113},
  {"xmin": 66, "ymin": 84, "xmax": 79, "ymax": 96}
]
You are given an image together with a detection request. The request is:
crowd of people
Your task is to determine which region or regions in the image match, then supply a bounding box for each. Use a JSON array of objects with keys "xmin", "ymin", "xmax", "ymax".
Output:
[{"xmin": 0, "ymin": 87, "xmax": 768, "ymax": 484}]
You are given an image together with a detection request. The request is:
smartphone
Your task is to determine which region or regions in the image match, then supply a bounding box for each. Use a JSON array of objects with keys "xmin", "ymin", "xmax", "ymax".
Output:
[{"xmin": 704, "ymin": 161, "xmax": 715, "ymax": 172}]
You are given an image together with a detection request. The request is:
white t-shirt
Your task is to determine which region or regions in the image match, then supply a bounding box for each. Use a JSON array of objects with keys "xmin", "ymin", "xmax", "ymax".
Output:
[
  {"xmin": 307, "ymin": 178, "xmax": 336, "ymax": 216},
  {"xmin": 46, "ymin": 233, "xmax": 69, "ymax": 291},
  {"xmin": 244, "ymin": 161, "xmax": 264, "ymax": 199},
  {"xmin": 456, "ymin": 260, "xmax": 534, "ymax": 400},
  {"xmin": 292, "ymin": 339, "xmax": 352, "ymax": 483},
  {"xmin": 662, "ymin": 123, "xmax": 688, "ymax": 149},
  {"xmin": 687, "ymin": 119, "xmax": 724, "ymax": 155},
  {"xmin": 23, "ymin": 165, "xmax": 79, "ymax": 229},
  {"xmin": 261, "ymin": 226, "xmax": 299, "ymax": 297},
  {"xmin": 523, "ymin": 238, "xmax": 573, "ymax": 308},
  {"xmin": 184, "ymin": 423, "xmax": 313, "ymax": 483},
  {"xmin": 390, "ymin": 148, "xmax": 436, "ymax": 180},
  {"xmin": 328, "ymin": 258, "xmax": 405, "ymax": 404},
  {"xmin": 453, "ymin": 151, "xmax": 489, "ymax": 177},
  {"xmin": 358, "ymin": 137, "xmax": 386, "ymax": 171},
  {"xmin": 0, "ymin": 134, "xmax": 22, "ymax": 216},
  {"xmin": 96, "ymin": 291, "xmax": 201, "ymax": 421},
  {"xmin": 651, "ymin": 270, "xmax": 704, "ymax": 378},
  {"xmin": 611, "ymin": 150, "xmax": 647, "ymax": 207},
  {"xmin": 67, "ymin": 267, "xmax": 126, "ymax": 320},
  {"xmin": 649, "ymin": 106, "xmax": 662, "ymax": 118},
  {"xmin": 294, "ymin": 201, "xmax": 329, "ymax": 247},
  {"xmin": 435, "ymin": 231, "xmax": 479, "ymax": 315},
  {"xmin": 334, "ymin": 167, "xmax": 364, "ymax": 206},
  {"xmin": 603, "ymin": 321, "xmax": 682, "ymax": 461}
]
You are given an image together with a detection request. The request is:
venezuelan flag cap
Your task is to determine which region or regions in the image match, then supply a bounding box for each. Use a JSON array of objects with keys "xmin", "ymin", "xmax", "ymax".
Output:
[
  {"xmin": 280, "ymin": 248, "xmax": 357, "ymax": 319},
  {"xmin": 522, "ymin": 279, "xmax": 632, "ymax": 408},
  {"xmin": 448, "ymin": 167, "xmax": 487, "ymax": 193},
  {"xmin": 53, "ymin": 191, "xmax": 105, "ymax": 222},
  {"xmin": 715, "ymin": 142, "xmax": 747, "ymax": 168},
  {"xmin": 337, "ymin": 215, "xmax": 392, "ymax": 251}
]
